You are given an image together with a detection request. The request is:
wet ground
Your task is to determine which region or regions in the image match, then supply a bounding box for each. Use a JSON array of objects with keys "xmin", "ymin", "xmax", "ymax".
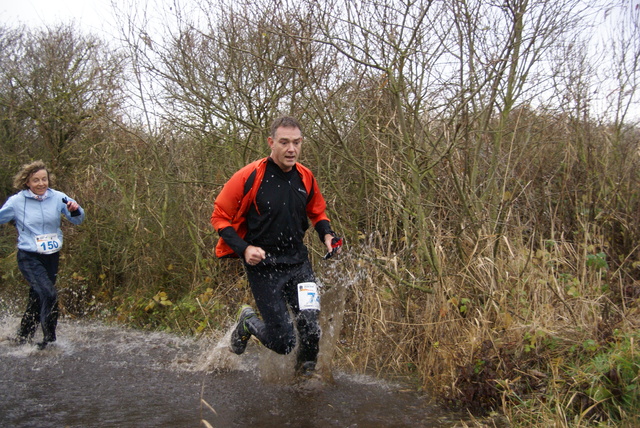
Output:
[{"xmin": 0, "ymin": 316, "xmax": 473, "ymax": 427}]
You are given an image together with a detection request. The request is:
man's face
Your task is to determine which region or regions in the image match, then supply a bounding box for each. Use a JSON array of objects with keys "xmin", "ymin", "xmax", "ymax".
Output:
[
  {"xmin": 268, "ymin": 125, "xmax": 302, "ymax": 172},
  {"xmin": 26, "ymin": 169, "xmax": 49, "ymax": 196}
]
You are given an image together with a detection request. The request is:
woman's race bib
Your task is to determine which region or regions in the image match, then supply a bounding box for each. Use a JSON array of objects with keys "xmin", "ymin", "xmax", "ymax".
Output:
[
  {"xmin": 297, "ymin": 282, "xmax": 320, "ymax": 311},
  {"xmin": 35, "ymin": 233, "xmax": 62, "ymax": 254}
]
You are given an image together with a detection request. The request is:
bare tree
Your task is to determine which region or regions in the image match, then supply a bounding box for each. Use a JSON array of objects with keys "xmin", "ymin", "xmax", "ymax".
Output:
[
  {"xmin": 0, "ymin": 24, "xmax": 124, "ymax": 172},
  {"xmin": 604, "ymin": 0, "xmax": 640, "ymax": 131},
  {"xmin": 118, "ymin": 0, "xmax": 327, "ymax": 171}
]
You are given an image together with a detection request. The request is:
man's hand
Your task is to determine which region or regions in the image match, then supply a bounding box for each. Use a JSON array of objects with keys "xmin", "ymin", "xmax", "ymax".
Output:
[
  {"xmin": 244, "ymin": 245, "xmax": 266, "ymax": 265},
  {"xmin": 323, "ymin": 233, "xmax": 343, "ymax": 259}
]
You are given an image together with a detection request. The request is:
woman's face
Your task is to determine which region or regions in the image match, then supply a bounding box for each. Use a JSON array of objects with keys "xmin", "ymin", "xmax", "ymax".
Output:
[{"xmin": 26, "ymin": 169, "xmax": 49, "ymax": 196}]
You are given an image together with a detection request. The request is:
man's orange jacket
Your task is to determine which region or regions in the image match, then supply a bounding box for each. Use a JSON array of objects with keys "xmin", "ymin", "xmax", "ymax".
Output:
[{"xmin": 211, "ymin": 157, "xmax": 330, "ymax": 258}]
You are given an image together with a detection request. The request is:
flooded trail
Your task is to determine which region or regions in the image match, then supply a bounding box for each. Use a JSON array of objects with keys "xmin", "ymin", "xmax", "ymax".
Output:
[{"xmin": 0, "ymin": 316, "xmax": 470, "ymax": 427}]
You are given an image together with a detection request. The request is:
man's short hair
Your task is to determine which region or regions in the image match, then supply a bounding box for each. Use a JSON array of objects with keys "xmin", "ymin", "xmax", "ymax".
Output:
[{"xmin": 270, "ymin": 116, "xmax": 303, "ymax": 137}]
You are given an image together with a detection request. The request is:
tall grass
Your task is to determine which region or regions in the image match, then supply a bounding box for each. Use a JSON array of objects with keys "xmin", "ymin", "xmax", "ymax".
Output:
[{"xmin": 323, "ymin": 111, "xmax": 640, "ymax": 425}]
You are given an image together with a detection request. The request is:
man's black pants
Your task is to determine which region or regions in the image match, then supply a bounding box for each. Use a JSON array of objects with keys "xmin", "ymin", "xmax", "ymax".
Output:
[{"xmin": 244, "ymin": 259, "xmax": 321, "ymax": 365}]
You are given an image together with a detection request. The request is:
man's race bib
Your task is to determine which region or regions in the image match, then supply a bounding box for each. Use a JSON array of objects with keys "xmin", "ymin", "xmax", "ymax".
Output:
[
  {"xmin": 297, "ymin": 282, "xmax": 320, "ymax": 311},
  {"xmin": 35, "ymin": 233, "xmax": 62, "ymax": 254}
]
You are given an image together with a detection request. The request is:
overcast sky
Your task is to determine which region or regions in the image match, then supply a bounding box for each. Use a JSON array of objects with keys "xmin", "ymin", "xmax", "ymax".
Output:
[
  {"xmin": 1, "ymin": 0, "xmax": 628, "ymax": 39},
  {"xmin": 1, "ymin": 0, "xmax": 124, "ymax": 38},
  {"xmin": 0, "ymin": 0, "xmax": 635, "ymax": 121}
]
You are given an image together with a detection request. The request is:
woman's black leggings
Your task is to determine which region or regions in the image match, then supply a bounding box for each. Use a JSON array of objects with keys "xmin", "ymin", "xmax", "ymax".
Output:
[{"xmin": 16, "ymin": 250, "xmax": 60, "ymax": 343}]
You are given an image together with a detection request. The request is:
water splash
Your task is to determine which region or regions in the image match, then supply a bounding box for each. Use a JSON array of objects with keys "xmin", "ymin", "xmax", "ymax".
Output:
[
  {"xmin": 198, "ymin": 268, "xmax": 350, "ymax": 385},
  {"xmin": 196, "ymin": 327, "xmax": 244, "ymax": 372},
  {"xmin": 1, "ymin": 312, "xmax": 475, "ymax": 427}
]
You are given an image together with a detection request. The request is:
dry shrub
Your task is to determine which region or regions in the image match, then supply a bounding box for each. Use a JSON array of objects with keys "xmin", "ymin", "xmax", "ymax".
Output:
[{"xmin": 335, "ymin": 216, "xmax": 640, "ymax": 425}]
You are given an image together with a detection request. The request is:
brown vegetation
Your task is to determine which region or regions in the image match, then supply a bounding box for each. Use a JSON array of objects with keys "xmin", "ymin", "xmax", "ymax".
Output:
[{"xmin": 1, "ymin": 1, "xmax": 639, "ymax": 426}]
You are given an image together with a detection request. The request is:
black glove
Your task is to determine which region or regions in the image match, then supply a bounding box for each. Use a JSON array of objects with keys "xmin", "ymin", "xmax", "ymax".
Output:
[{"xmin": 62, "ymin": 197, "xmax": 81, "ymax": 217}]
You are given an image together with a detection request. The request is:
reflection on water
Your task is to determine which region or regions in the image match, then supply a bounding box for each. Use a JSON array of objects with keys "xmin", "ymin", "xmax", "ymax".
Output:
[{"xmin": 0, "ymin": 315, "xmax": 471, "ymax": 427}]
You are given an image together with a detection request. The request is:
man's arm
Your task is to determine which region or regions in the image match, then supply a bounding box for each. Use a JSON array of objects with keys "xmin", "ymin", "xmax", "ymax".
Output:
[{"xmin": 218, "ymin": 226, "xmax": 250, "ymax": 258}]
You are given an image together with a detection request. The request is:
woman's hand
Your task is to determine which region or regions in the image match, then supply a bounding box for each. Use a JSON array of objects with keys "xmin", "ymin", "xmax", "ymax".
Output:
[{"xmin": 66, "ymin": 200, "xmax": 80, "ymax": 212}]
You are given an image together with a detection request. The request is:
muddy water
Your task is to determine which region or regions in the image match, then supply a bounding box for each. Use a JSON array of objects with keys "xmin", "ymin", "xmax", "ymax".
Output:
[{"xmin": 0, "ymin": 312, "xmax": 472, "ymax": 428}]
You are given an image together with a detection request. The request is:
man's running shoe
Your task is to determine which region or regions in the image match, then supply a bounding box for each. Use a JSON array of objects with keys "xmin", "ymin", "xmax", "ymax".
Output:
[
  {"xmin": 294, "ymin": 361, "xmax": 325, "ymax": 393},
  {"xmin": 229, "ymin": 305, "xmax": 256, "ymax": 355},
  {"xmin": 296, "ymin": 361, "xmax": 317, "ymax": 377}
]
